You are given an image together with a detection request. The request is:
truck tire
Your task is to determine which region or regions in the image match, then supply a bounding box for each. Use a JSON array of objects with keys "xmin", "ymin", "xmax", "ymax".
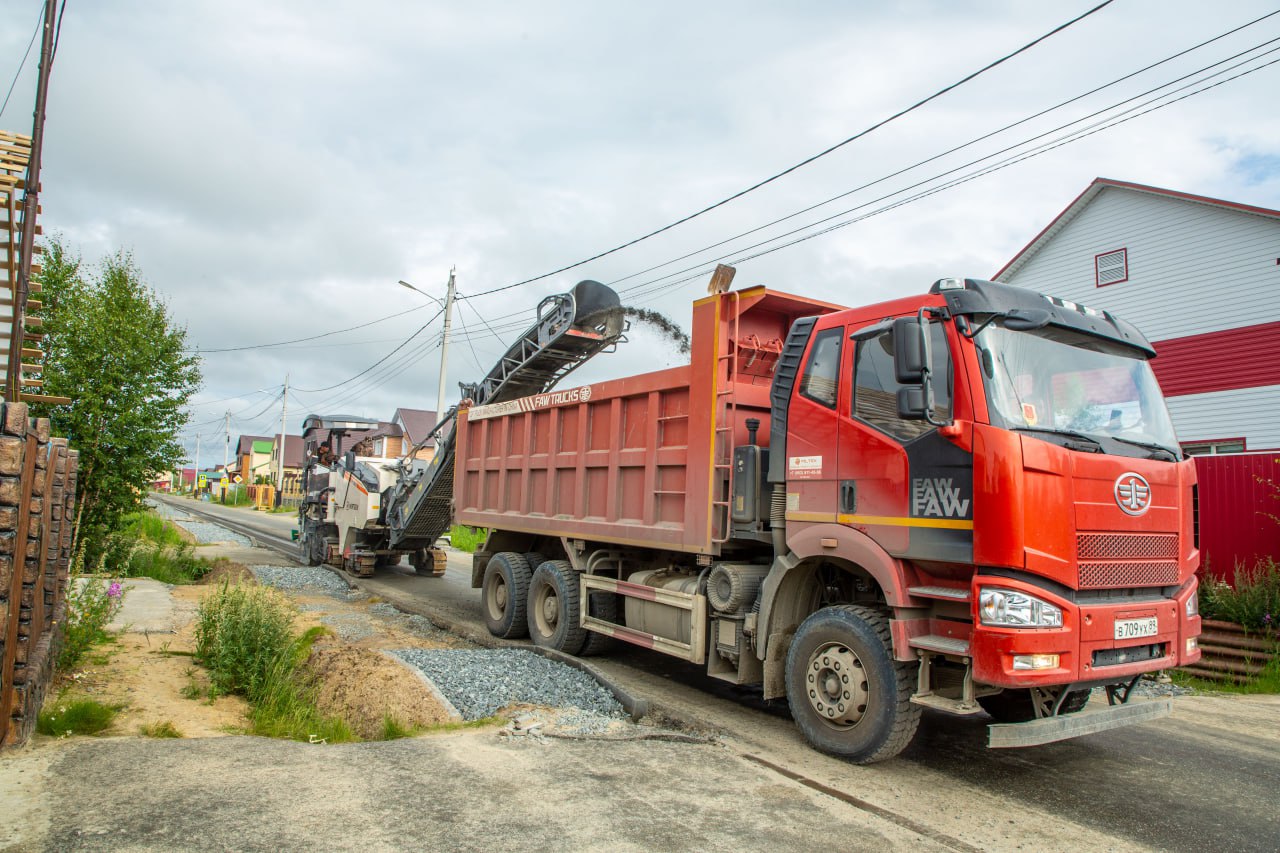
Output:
[
  {"xmin": 527, "ymin": 560, "xmax": 588, "ymax": 655},
  {"xmin": 978, "ymin": 688, "xmax": 1091, "ymax": 723},
  {"xmin": 579, "ymin": 591, "xmax": 618, "ymax": 657},
  {"xmin": 483, "ymin": 552, "xmax": 532, "ymax": 639},
  {"xmin": 523, "ymin": 552, "xmax": 549, "ymax": 571},
  {"xmin": 785, "ymin": 604, "xmax": 920, "ymax": 764}
]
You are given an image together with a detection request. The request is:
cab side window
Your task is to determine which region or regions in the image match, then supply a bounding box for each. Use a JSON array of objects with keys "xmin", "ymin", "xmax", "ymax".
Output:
[
  {"xmin": 798, "ymin": 327, "xmax": 843, "ymax": 408},
  {"xmin": 853, "ymin": 323, "xmax": 952, "ymax": 441}
]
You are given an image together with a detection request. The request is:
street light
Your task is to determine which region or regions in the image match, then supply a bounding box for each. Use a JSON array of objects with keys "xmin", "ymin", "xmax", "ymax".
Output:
[{"xmin": 399, "ymin": 268, "xmax": 456, "ymax": 424}]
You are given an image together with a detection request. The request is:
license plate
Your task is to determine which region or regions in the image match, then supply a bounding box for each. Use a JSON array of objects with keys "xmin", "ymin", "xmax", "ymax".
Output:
[{"xmin": 1114, "ymin": 616, "xmax": 1158, "ymax": 641}]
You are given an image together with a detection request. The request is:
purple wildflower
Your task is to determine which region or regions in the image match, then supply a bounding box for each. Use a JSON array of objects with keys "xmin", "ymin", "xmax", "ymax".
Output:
[{"xmin": 107, "ymin": 582, "xmax": 123, "ymax": 598}]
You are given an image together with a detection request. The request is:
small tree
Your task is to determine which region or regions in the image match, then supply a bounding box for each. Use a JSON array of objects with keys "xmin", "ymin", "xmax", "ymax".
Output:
[{"xmin": 33, "ymin": 241, "xmax": 202, "ymax": 564}]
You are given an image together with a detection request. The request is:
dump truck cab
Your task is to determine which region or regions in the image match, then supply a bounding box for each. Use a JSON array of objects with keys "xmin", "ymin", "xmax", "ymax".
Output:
[{"xmin": 767, "ymin": 277, "xmax": 1200, "ymax": 754}]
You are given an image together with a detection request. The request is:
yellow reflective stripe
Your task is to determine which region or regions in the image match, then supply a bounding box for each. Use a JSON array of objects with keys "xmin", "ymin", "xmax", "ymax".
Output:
[{"xmin": 786, "ymin": 511, "xmax": 974, "ymax": 531}]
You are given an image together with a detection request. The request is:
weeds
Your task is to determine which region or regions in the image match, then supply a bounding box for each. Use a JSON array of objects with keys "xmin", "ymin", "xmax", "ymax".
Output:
[
  {"xmin": 448, "ymin": 525, "xmax": 486, "ymax": 553},
  {"xmin": 195, "ymin": 583, "xmax": 295, "ymax": 699},
  {"xmin": 58, "ymin": 577, "xmax": 125, "ymax": 671},
  {"xmin": 1172, "ymin": 655, "xmax": 1280, "ymax": 695},
  {"xmin": 193, "ymin": 587, "xmax": 354, "ymax": 742},
  {"xmin": 37, "ymin": 698, "xmax": 122, "ymax": 737},
  {"xmin": 139, "ymin": 720, "xmax": 183, "ymax": 738},
  {"xmin": 102, "ymin": 510, "xmax": 212, "ymax": 584},
  {"xmin": 1199, "ymin": 558, "xmax": 1280, "ymax": 632}
]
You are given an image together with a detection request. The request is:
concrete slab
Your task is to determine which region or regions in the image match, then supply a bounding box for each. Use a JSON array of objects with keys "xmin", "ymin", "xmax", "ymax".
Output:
[{"xmin": 101, "ymin": 578, "xmax": 196, "ymax": 634}]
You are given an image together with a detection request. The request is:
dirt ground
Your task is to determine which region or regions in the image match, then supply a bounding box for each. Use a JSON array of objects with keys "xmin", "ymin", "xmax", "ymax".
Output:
[{"xmin": 41, "ymin": 562, "xmax": 465, "ymax": 743}]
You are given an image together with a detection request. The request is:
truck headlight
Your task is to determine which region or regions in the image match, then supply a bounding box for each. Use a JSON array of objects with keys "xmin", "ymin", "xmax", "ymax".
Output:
[{"xmin": 979, "ymin": 588, "xmax": 1063, "ymax": 628}]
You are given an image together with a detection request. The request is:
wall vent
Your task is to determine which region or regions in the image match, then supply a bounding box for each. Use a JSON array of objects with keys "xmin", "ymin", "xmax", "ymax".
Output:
[{"xmin": 1095, "ymin": 248, "xmax": 1128, "ymax": 286}]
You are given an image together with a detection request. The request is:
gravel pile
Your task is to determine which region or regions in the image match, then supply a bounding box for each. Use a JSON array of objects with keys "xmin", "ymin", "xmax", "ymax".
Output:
[
  {"xmin": 320, "ymin": 612, "xmax": 375, "ymax": 642},
  {"xmin": 175, "ymin": 520, "xmax": 251, "ymax": 546},
  {"xmin": 1127, "ymin": 677, "xmax": 1196, "ymax": 698},
  {"xmin": 146, "ymin": 500, "xmax": 189, "ymax": 521},
  {"xmin": 249, "ymin": 565, "xmax": 351, "ymax": 596},
  {"xmin": 391, "ymin": 648, "xmax": 625, "ymax": 720}
]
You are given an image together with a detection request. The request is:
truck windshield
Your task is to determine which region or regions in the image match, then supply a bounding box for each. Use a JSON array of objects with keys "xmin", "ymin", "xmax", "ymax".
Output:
[{"xmin": 974, "ymin": 323, "xmax": 1180, "ymax": 459}]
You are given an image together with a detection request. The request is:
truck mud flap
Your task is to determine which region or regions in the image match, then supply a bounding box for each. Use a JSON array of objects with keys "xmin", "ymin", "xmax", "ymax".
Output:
[
  {"xmin": 581, "ymin": 575, "xmax": 707, "ymax": 665},
  {"xmin": 988, "ymin": 698, "xmax": 1172, "ymax": 749}
]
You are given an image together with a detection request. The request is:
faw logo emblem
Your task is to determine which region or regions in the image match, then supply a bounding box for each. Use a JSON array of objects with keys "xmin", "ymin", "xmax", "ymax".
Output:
[
  {"xmin": 912, "ymin": 478, "xmax": 971, "ymax": 518},
  {"xmin": 1114, "ymin": 472, "xmax": 1152, "ymax": 516}
]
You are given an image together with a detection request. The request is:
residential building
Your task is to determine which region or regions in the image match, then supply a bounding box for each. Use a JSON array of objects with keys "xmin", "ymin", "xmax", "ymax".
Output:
[
  {"xmin": 994, "ymin": 177, "xmax": 1280, "ymax": 453},
  {"xmin": 392, "ymin": 407, "xmax": 438, "ymax": 461},
  {"xmin": 233, "ymin": 434, "xmax": 272, "ymax": 483},
  {"xmin": 269, "ymin": 434, "xmax": 306, "ymax": 499}
]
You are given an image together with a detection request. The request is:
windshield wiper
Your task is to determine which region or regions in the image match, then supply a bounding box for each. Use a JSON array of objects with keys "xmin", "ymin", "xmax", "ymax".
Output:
[
  {"xmin": 1011, "ymin": 427, "xmax": 1103, "ymax": 453},
  {"xmin": 1107, "ymin": 436, "xmax": 1180, "ymax": 462}
]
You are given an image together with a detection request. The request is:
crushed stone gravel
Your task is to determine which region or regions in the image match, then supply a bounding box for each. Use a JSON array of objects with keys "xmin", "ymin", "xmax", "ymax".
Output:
[
  {"xmin": 391, "ymin": 648, "xmax": 626, "ymax": 720},
  {"xmin": 249, "ymin": 565, "xmax": 352, "ymax": 597},
  {"xmin": 368, "ymin": 603, "xmax": 453, "ymax": 642},
  {"xmin": 174, "ymin": 520, "xmax": 251, "ymax": 546}
]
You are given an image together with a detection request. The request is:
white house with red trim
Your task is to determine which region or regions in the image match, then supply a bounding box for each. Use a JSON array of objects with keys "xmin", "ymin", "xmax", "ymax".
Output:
[{"xmin": 994, "ymin": 177, "xmax": 1280, "ymax": 454}]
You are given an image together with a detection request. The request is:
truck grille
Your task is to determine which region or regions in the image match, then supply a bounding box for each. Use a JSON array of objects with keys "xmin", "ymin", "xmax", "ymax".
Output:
[{"xmin": 1077, "ymin": 532, "xmax": 1179, "ymax": 589}]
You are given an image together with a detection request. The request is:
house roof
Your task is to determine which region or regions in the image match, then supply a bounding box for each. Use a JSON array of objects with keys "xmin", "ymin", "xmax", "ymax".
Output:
[
  {"xmin": 994, "ymin": 177, "xmax": 1280, "ymax": 281},
  {"xmin": 251, "ymin": 440, "xmax": 274, "ymax": 454},
  {"xmin": 236, "ymin": 434, "xmax": 270, "ymax": 455},
  {"xmin": 275, "ymin": 434, "xmax": 305, "ymax": 469},
  {"xmin": 394, "ymin": 407, "xmax": 438, "ymax": 447}
]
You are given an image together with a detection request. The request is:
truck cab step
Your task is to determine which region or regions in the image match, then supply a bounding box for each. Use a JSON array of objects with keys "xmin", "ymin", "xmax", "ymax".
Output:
[{"xmin": 909, "ymin": 634, "xmax": 971, "ymax": 656}]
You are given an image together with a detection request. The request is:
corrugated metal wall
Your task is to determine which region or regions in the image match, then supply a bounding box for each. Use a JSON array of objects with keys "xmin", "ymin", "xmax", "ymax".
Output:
[{"xmin": 1195, "ymin": 452, "xmax": 1280, "ymax": 585}]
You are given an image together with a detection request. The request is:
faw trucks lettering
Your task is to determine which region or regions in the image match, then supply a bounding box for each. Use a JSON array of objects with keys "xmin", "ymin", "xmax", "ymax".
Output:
[
  {"xmin": 468, "ymin": 385, "xmax": 594, "ymax": 422},
  {"xmin": 912, "ymin": 477, "xmax": 971, "ymax": 518}
]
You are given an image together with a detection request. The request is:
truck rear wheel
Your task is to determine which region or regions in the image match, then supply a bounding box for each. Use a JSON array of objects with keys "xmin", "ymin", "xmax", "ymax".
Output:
[
  {"xmin": 785, "ymin": 604, "xmax": 920, "ymax": 764},
  {"xmin": 483, "ymin": 552, "xmax": 532, "ymax": 639},
  {"xmin": 527, "ymin": 560, "xmax": 588, "ymax": 655}
]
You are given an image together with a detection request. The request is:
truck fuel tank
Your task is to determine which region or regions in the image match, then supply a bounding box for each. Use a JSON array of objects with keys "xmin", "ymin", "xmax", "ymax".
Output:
[{"xmin": 623, "ymin": 569, "xmax": 700, "ymax": 645}]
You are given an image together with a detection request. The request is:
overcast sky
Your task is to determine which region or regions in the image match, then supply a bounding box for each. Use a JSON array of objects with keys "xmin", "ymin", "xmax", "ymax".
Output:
[{"xmin": 2, "ymin": 0, "xmax": 1278, "ymax": 463}]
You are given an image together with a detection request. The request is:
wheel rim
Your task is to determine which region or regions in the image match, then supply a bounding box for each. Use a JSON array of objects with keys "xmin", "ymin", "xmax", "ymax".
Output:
[
  {"xmin": 533, "ymin": 584, "xmax": 559, "ymax": 638},
  {"xmin": 804, "ymin": 642, "xmax": 869, "ymax": 728},
  {"xmin": 486, "ymin": 575, "xmax": 508, "ymax": 621}
]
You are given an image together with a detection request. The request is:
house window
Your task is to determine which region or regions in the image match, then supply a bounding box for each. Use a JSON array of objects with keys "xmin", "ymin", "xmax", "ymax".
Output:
[
  {"xmin": 1181, "ymin": 438, "xmax": 1246, "ymax": 456},
  {"xmin": 1095, "ymin": 248, "xmax": 1128, "ymax": 287}
]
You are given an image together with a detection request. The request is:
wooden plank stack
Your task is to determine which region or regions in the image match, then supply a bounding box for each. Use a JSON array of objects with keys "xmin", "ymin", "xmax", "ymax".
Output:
[{"xmin": 0, "ymin": 130, "xmax": 60, "ymax": 406}]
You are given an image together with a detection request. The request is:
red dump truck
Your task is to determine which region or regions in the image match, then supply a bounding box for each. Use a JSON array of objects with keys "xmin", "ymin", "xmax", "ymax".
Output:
[{"xmin": 455, "ymin": 277, "xmax": 1201, "ymax": 762}]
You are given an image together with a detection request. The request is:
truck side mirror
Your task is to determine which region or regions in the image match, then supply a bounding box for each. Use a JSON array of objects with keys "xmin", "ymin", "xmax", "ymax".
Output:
[
  {"xmin": 893, "ymin": 317, "xmax": 925, "ymax": 384},
  {"xmin": 897, "ymin": 386, "xmax": 927, "ymax": 420}
]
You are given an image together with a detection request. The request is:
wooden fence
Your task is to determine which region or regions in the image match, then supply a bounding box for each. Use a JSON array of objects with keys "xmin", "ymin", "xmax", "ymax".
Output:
[{"xmin": 0, "ymin": 400, "xmax": 76, "ymax": 748}]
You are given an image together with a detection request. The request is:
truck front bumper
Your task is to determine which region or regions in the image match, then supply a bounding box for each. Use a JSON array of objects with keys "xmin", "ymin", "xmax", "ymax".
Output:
[
  {"xmin": 970, "ymin": 574, "xmax": 1201, "ymax": 689},
  {"xmin": 987, "ymin": 697, "xmax": 1172, "ymax": 748}
]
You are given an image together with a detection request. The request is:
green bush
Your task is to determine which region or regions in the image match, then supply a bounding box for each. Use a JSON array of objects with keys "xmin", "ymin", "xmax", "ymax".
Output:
[
  {"xmin": 448, "ymin": 525, "xmax": 487, "ymax": 553},
  {"xmin": 195, "ymin": 583, "xmax": 296, "ymax": 700},
  {"xmin": 248, "ymin": 626, "xmax": 354, "ymax": 743},
  {"xmin": 101, "ymin": 510, "xmax": 211, "ymax": 584},
  {"xmin": 58, "ymin": 577, "xmax": 125, "ymax": 671},
  {"xmin": 1200, "ymin": 558, "xmax": 1280, "ymax": 632}
]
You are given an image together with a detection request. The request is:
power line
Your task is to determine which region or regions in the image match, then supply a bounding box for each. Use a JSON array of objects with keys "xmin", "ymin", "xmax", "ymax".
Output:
[
  {"xmin": 461, "ymin": 0, "xmax": 1117, "ymax": 300},
  {"xmin": 0, "ymin": 2, "xmax": 42, "ymax": 121},
  {"xmin": 293, "ymin": 306, "xmax": 444, "ymax": 394},
  {"xmin": 188, "ymin": 301, "xmax": 432, "ymax": 354},
  {"xmin": 605, "ymin": 9, "xmax": 1280, "ymax": 292}
]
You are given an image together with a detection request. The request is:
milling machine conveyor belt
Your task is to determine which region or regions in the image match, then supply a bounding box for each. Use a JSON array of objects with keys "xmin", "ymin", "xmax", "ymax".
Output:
[{"xmin": 386, "ymin": 280, "xmax": 626, "ymax": 550}]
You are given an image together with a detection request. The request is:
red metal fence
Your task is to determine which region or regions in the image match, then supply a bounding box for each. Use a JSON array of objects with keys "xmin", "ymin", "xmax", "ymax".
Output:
[{"xmin": 1195, "ymin": 451, "xmax": 1280, "ymax": 585}]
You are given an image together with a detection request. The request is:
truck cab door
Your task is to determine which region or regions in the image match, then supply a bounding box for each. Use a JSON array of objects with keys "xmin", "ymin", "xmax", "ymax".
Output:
[{"xmin": 838, "ymin": 321, "xmax": 971, "ymax": 561}]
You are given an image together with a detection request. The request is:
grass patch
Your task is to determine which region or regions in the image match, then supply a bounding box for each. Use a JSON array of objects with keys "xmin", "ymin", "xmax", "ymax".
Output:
[
  {"xmin": 103, "ymin": 510, "xmax": 213, "ymax": 584},
  {"xmin": 380, "ymin": 716, "xmax": 418, "ymax": 740},
  {"xmin": 139, "ymin": 720, "xmax": 184, "ymax": 738},
  {"xmin": 448, "ymin": 525, "xmax": 487, "ymax": 553},
  {"xmin": 1172, "ymin": 655, "xmax": 1280, "ymax": 694},
  {"xmin": 37, "ymin": 698, "xmax": 122, "ymax": 737}
]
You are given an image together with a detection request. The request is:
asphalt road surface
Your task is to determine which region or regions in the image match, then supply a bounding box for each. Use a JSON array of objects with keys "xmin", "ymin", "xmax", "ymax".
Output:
[{"xmin": 159, "ymin": 495, "xmax": 1280, "ymax": 853}]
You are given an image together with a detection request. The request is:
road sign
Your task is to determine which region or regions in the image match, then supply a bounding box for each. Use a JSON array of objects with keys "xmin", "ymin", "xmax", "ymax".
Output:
[{"xmin": 197, "ymin": 476, "xmax": 207, "ymax": 488}]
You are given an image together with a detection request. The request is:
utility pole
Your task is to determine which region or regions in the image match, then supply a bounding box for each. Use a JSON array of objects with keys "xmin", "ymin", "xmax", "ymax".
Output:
[
  {"xmin": 223, "ymin": 410, "xmax": 230, "ymax": 503},
  {"xmin": 6, "ymin": 0, "xmax": 57, "ymax": 401},
  {"xmin": 193, "ymin": 434, "xmax": 201, "ymax": 497},
  {"xmin": 436, "ymin": 266, "xmax": 456, "ymax": 421},
  {"xmin": 276, "ymin": 375, "xmax": 289, "ymax": 506}
]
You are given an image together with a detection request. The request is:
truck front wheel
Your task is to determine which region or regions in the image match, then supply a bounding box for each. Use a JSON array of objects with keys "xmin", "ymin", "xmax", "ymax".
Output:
[
  {"xmin": 785, "ymin": 605, "xmax": 921, "ymax": 764},
  {"xmin": 483, "ymin": 552, "xmax": 532, "ymax": 639},
  {"xmin": 527, "ymin": 560, "xmax": 588, "ymax": 655}
]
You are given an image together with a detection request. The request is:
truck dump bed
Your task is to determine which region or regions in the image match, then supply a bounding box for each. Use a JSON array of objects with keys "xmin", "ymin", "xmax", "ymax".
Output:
[{"xmin": 454, "ymin": 287, "xmax": 840, "ymax": 554}]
